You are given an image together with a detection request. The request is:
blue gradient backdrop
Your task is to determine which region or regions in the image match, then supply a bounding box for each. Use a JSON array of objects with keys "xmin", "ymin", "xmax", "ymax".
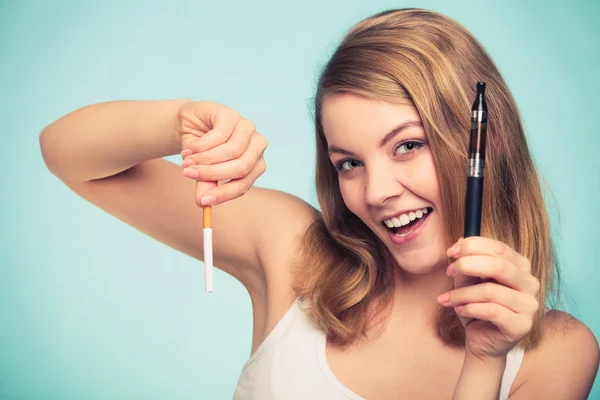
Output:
[{"xmin": 1, "ymin": 1, "xmax": 598, "ymax": 399}]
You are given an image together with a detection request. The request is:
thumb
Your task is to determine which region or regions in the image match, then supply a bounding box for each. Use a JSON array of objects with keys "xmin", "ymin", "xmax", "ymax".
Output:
[{"xmin": 195, "ymin": 181, "xmax": 218, "ymax": 207}]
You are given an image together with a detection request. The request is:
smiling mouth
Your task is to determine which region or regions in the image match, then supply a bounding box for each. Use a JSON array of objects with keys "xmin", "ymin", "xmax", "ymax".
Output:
[{"xmin": 381, "ymin": 207, "xmax": 433, "ymax": 237}]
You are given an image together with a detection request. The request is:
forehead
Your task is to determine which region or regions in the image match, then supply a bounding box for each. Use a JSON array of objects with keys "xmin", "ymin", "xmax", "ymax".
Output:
[{"xmin": 321, "ymin": 93, "xmax": 421, "ymax": 143}]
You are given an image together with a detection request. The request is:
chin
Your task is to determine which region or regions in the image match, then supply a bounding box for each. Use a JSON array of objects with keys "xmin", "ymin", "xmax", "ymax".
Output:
[{"xmin": 389, "ymin": 250, "xmax": 446, "ymax": 275}]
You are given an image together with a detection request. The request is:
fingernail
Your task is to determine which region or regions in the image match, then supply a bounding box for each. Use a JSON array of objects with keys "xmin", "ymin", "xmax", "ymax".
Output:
[
  {"xmin": 446, "ymin": 263, "xmax": 455, "ymax": 276},
  {"xmin": 181, "ymin": 149, "xmax": 193, "ymax": 159},
  {"xmin": 447, "ymin": 243, "xmax": 460, "ymax": 257},
  {"xmin": 455, "ymin": 305, "xmax": 465, "ymax": 312},
  {"xmin": 437, "ymin": 293, "xmax": 450, "ymax": 304},
  {"xmin": 183, "ymin": 168, "xmax": 199, "ymax": 178},
  {"xmin": 201, "ymin": 195, "xmax": 216, "ymax": 206},
  {"xmin": 182, "ymin": 159, "xmax": 196, "ymax": 168}
]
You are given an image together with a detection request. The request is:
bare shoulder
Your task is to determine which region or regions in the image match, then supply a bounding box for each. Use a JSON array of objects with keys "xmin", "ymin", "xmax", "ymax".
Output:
[{"xmin": 511, "ymin": 310, "xmax": 600, "ymax": 399}]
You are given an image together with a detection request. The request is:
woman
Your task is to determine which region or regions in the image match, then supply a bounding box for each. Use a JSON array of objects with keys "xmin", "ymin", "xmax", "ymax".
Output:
[{"xmin": 40, "ymin": 8, "xmax": 598, "ymax": 399}]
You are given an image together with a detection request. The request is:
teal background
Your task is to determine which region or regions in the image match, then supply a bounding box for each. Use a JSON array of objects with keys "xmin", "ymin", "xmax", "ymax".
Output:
[{"xmin": 1, "ymin": 0, "xmax": 599, "ymax": 399}]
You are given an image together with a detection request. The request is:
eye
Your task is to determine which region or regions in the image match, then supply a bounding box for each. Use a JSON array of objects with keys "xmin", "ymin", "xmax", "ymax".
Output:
[
  {"xmin": 334, "ymin": 159, "xmax": 362, "ymax": 172},
  {"xmin": 394, "ymin": 140, "xmax": 424, "ymax": 155}
]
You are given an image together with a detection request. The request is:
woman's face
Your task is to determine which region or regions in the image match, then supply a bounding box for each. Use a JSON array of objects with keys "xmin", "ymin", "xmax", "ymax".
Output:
[{"xmin": 322, "ymin": 93, "xmax": 448, "ymax": 274}]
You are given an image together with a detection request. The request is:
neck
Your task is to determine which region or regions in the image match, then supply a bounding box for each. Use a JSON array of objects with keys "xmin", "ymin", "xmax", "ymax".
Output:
[
  {"xmin": 389, "ymin": 261, "xmax": 454, "ymax": 328},
  {"xmin": 358, "ymin": 260, "xmax": 455, "ymax": 347}
]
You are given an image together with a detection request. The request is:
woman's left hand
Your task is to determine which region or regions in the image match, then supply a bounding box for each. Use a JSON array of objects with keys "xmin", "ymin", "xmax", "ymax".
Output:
[{"xmin": 437, "ymin": 236, "xmax": 541, "ymax": 360}]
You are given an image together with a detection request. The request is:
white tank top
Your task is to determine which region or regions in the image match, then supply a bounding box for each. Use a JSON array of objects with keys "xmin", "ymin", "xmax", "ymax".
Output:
[{"xmin": 233, "ymin": 298, "xmax": 525, "ymax": 399}]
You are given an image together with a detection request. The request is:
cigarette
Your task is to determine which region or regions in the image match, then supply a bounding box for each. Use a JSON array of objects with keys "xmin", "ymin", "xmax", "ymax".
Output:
[
  {"xmin": 464, "ymin": 82, "xmax": 487, "ymax": 238},
  {"xmin": 203, "ymin": 206, "xmax": 213, "ymax": 292}
]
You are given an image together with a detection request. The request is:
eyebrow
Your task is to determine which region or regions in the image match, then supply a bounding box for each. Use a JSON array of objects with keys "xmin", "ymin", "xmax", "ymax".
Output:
[{"xmin": 327, "ymin": 121, "xmax": 423, "ymax": 156}]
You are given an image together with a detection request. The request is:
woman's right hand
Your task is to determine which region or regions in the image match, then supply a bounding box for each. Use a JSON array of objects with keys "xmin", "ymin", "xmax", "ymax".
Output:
[{"xmin": 178, "ymin": 101, "xmax": 267, "ymax": 207}]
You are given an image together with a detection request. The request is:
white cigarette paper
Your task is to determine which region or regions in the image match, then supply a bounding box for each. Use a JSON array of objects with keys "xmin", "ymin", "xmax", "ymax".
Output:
[{"xmin": 204, "ymin": 227, "xmax": 213, "ymax": 292}]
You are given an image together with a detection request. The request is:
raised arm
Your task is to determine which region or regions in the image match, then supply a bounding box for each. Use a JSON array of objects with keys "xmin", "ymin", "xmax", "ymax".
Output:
[{"xmin": 39, "ymin": 99, "xmax": 316, "ymax": 294}]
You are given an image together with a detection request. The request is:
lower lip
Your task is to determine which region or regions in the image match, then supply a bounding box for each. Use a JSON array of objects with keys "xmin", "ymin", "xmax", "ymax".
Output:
[{"xmin": 387, "ymin": 213, "xmax": 431, "ymax": 245}]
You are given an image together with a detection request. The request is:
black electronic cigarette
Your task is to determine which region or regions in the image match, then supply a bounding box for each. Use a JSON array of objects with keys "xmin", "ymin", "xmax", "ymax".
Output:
[{"xmin": 464, "ymin": 82, "xmax": 487, "ymax": 237}]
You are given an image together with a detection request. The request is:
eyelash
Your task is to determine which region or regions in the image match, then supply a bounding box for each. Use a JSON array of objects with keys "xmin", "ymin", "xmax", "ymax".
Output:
[{"xmin": 333, "ymin": 140, "xmax": 425, "ymax": 173}]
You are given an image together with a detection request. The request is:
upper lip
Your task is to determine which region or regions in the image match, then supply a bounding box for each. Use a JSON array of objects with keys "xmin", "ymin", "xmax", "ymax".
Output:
[{"xmin": 379, "ymin": 207, "xmax": 431, "ymax": 223}]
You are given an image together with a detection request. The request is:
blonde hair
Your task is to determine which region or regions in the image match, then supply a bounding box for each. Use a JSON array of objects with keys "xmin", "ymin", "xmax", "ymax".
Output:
[{"xmin": 294, "ymin": 8, "xmax": 560, "ymax": 349}]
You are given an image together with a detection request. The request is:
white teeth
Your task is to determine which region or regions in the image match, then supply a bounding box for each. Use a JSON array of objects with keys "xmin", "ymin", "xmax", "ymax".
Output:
[
  {"xmin": 399, "ymin": 214, "xmax": 410, "ymax": 226},
  {"xmin": 383, "ymin": 208, "xmax": 431, "ymax": 228}
]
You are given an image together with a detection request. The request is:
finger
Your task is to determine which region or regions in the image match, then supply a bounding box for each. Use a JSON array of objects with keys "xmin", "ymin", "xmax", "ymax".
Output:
[
  {"xmin": 181, "ymin": 158, "xmax": 219, "ymax": 204},
  {"xmin": 184, "ymin": 109, "xmax": 242, "ymax": 153},
  {"xmin": 455, "ymin": 302, "xmax": 533, "ymax": 342},
  {"xmin": 450, "ymin": 255, "xmax": 539, "ymax": 295},
  {"xmin": 184, "ymin": 122, "xmax": 259, "ymax": 166},
  {"xmin": 451, "ymin": 268, "xmax": 482, "ymax": 290},
  {"xmin": 182, "ymin": 132, "xmax": 266, "ymax": 182},
  {"xmin": 438, "ymin": 282, "xmax": 540, "ymax": 314},
  {"xmin": 199, "ymin": 158, "xmax": 266, "ymax": 206},
  {"xmin": 447, "ymin": 236, "xmax": 531, "ymax": 273},
  {"xmin": 194, "ymin": 181, "xmax": 218, "ymax": 207}
]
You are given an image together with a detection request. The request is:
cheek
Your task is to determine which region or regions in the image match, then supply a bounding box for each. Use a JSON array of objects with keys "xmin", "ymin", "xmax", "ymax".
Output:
[
  {"xmin": 413, "ymin": 154, "xmax": 442, "ymax": 202},
  {"xmin": 339, "ymin": 180, "xmax": 365, "ymax": 216}
]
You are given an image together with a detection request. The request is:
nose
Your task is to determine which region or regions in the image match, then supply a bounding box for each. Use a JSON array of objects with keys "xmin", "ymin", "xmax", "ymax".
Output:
[{"xmin": 364, "ymin": 164, "xmax": 405, "ymax": 207}]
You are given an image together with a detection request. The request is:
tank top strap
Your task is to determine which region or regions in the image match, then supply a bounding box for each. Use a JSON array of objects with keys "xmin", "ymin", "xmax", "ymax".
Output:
[{"xmin": 499, "ymin": 345, "xmax": 525, "ymax": 400}]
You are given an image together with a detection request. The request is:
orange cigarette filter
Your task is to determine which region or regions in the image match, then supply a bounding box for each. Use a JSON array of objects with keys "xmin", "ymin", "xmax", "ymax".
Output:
[{"xmin": 203, "ymin": 206, "xmax": 212, "ymax": 228}]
